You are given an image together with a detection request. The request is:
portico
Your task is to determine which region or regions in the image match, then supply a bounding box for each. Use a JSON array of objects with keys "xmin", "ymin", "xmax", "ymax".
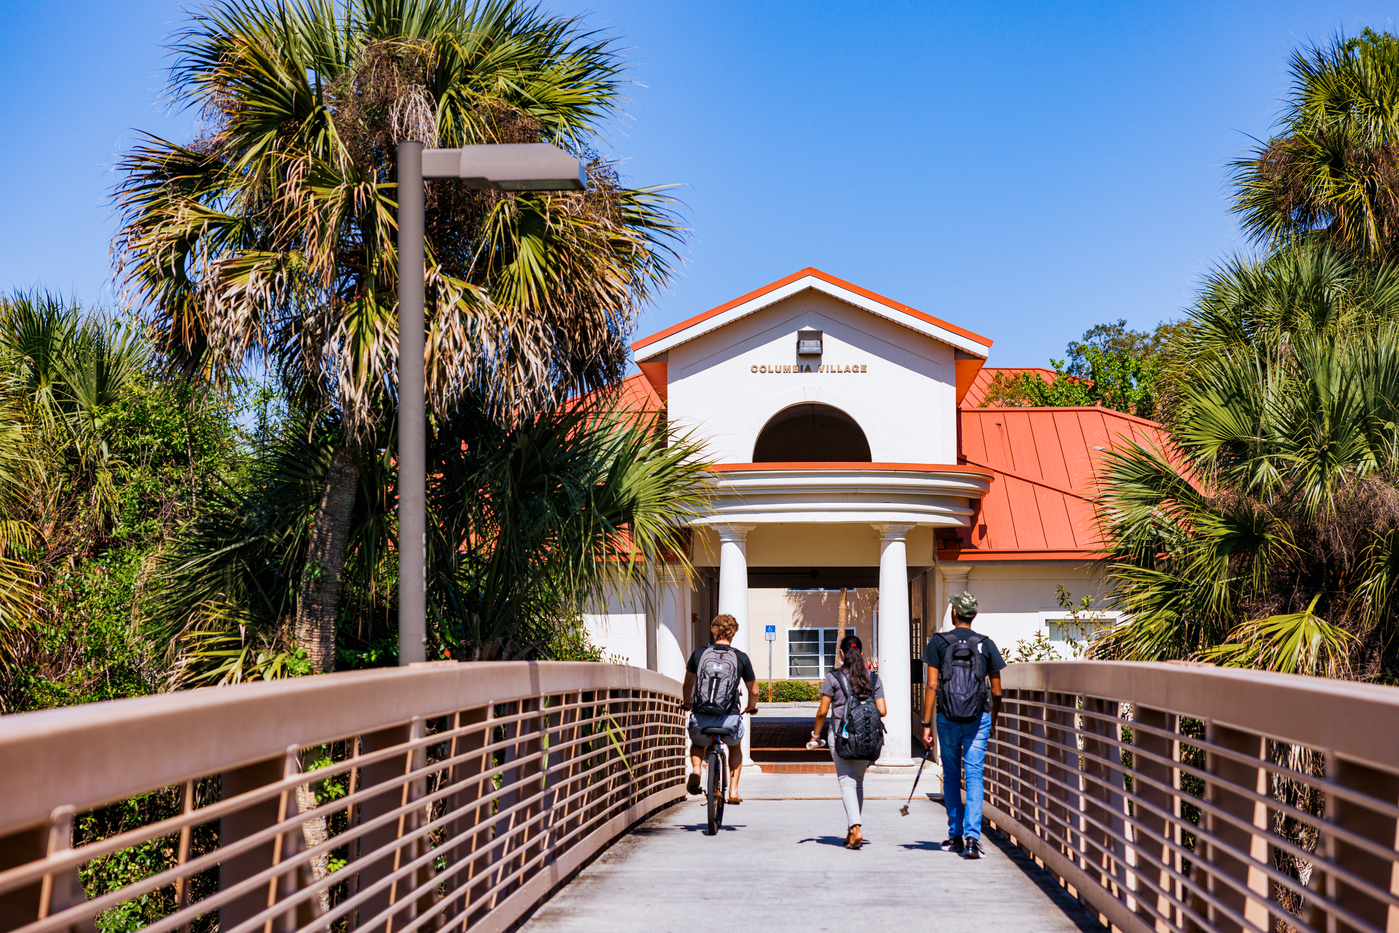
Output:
[
  {"xmin": 584, "ymin": 267, "xmax": 1158, "ymax": 770},
  {"xmin": 695, "ymin": 465, "xmax": 991, "ymax": 767}
]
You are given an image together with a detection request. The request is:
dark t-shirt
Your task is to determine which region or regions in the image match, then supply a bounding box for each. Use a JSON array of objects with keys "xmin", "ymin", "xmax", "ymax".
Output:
[
  {"xmin": 922, "ymin": 627, "xmax": 1006, "ymax": 715},
  {"xmin": 686, "ymin": 644, "xmax": 757, "ymax": 715}
]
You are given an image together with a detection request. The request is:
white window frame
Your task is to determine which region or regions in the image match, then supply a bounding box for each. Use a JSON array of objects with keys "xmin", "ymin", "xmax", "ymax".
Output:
[
  {"xmin": 787, "ymin": 627, "xmax": 839, "ymax": 679},
  {"xmin": 1037, "ymin": 610, "xmax": 1120, "ymax": 644}
]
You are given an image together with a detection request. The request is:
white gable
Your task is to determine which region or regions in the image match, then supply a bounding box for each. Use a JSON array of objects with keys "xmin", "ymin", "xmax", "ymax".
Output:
[
  {"xmin": 658, "ymin": 283, "xmax": 967, "ymax": 464},
  {"xmin": 634, "ymin": 269, "xmax": 991, "ymax": 359}
]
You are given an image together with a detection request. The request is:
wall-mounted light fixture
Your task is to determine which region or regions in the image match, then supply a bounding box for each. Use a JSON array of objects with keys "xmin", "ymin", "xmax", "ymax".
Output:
[{"xmin": 796, "ymin": 328, "xmax": 823, "ymax": 356}]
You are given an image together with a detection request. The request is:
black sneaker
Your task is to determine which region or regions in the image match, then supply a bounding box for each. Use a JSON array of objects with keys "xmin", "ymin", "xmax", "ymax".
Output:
[
  {"xmin": 686, "ymin": 773, "xmax": 701, "ymax": 795},
  {"xmin": 964, "ymin": 838, "xmax": 983, "ymax": 860},
  {"xmin": 941, "ymin": 835, "xmax": 964, "ymax": 854}
]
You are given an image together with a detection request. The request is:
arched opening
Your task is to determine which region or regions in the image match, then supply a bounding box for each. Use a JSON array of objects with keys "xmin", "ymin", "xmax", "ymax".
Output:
[{"xmin": 753, "ymin": 403, "xmax": 872, "ymax": 462}]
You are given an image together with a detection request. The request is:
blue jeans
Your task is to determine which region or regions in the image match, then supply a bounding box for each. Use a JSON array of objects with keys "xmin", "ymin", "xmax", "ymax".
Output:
[{"xmin": 937, "ymin": 712, "xmax": 992, "ymax": 840}]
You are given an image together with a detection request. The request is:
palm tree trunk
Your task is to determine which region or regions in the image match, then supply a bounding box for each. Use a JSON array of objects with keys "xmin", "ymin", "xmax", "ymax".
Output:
[{"xmin": 296, "ymin": 441, "xmax": 360, "ymax": 673}]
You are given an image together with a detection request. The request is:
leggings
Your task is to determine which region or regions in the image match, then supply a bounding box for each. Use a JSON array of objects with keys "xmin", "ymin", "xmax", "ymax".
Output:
[{"xmin": 828, "ymin": 727, "xmax": 871, "ymax": 828}]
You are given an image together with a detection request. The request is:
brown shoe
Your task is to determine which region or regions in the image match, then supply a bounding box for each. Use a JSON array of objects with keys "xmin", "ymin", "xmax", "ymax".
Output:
[
  {"xmin": 845, "ymin": 825, "xmax": 863, "ymax": 849},
  {"xmin": 726, "ymin": 795, "xmax": 743, "ymax": 804}
]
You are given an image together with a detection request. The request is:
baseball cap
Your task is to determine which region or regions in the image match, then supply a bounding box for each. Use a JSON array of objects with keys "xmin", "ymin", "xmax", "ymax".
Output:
[{"xmin": 949, "ymin": 592, "xmax": 979, "ymax": 620}]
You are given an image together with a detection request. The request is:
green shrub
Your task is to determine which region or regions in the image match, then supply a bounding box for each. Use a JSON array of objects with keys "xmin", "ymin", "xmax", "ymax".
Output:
[{"xmin": 762, "ymin": 679, "xmax": 823, "ymax": 702}]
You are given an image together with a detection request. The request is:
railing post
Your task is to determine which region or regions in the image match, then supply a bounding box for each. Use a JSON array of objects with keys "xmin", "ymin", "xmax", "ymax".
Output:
[
  {"xmin": 0, "ymin": 825, "xmax": 46, "ymax": 933},
  {"xmin": 557, "ymin": 692, "xmax": 585, "ymax": 854},
  {"xmin": 1129, "ymin": 706, "xmax": 1177, "ymax": 930},
  {"xmin": 514, "ymin": 697, "xmax": 545, "ymax": 889},
  {"xmin": 219, "ymin": 756, "xmax": 286, "ymax": 933},
  {"xmin": 1043, "ymin": 691, "xmax": 1078, "ymax": 864},
  {"xmin": 1025, "ymin": 690, "xmax": 1049, "ymax": 839},
  {"xmin": 1081, "ymin": 698, "xmax": 1128, "ymax": 902},
  {"xmin": 33, "ymin": 807, "xmax": 94, "ymax": 933},
  {"xmin": 1308, "ymin": 756, "xmax": 1399, "ymax": 933},
  {"xmin": 439, "ymin": 706, "xmax": 488, "ymax": 928},
  {"xmin": 1200, "ymin": 723, "xmax": 1270, "ymax": 933},
  {"xmin": 350, "ymin": 724, "xmax": 411, "ymax": 933}
]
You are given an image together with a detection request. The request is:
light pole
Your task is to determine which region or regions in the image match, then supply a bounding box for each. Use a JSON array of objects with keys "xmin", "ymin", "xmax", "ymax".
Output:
[{"xmin": 397, "ymin": 141, "xmax": 585, "ymax": 665}]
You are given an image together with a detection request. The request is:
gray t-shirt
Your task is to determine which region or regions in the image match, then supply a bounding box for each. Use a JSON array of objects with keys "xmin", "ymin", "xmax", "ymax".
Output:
[{"xmin": 821, "ymin": 668, "xmax": 884, "ymax": 731}]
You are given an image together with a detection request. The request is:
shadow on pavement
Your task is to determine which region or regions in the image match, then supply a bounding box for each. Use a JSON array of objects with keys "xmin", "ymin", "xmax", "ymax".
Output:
[
  {"xmin": 795, "ymin": 835, "xmax": 849, "ymax": 847},
  {"xmin": 899, "ymin": 840, "xmax": 956, "ymax": 851},
  {"xmin": 981, "ymin": 825, "xmax": 1108, "ymax": 933}
]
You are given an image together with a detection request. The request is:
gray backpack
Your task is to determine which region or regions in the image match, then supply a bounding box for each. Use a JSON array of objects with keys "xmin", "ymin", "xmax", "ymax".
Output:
[{"xmin": 692, "ymin": 646, "xmax": 741, "ymax": 715}]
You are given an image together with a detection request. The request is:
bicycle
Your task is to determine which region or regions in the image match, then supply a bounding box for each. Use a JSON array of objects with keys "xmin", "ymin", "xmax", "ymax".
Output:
[{"xmin": 698, "ymin": 725, "xmax": 733, "ymax": 835}]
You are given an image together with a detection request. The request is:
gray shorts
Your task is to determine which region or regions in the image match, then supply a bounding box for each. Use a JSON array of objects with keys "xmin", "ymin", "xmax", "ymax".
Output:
[{"xmin": 687, "ymin": 711, "xmax": 745, "ymax": 747}]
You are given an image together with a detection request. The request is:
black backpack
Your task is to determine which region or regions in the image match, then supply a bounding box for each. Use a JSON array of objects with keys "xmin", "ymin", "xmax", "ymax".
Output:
[
  {"xmin": 935, "ymin": 632, "xmax": 990, "ymax": 723},
  {"xmin": 833, "ymin": 671, "xmax": 885, "ymax": 760},
  {"xmin": 692, "ymin": 646, "xmax": 741, "ymax": 715}
]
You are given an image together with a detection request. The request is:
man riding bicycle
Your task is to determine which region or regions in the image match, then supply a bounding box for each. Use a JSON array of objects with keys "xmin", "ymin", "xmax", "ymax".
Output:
[{"xmin": 682, "ymin": 614, "xmax": 759, "ymax": 803}]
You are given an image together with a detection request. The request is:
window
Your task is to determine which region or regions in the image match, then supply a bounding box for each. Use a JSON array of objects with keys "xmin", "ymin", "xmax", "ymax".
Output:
[
  {"xmin": 788, "ymin": 628, "xmax": 838, "ymax": 679},
  {"xmin": 1047, "ymin": 618, "xmax": 1107, "ymax": 643}
]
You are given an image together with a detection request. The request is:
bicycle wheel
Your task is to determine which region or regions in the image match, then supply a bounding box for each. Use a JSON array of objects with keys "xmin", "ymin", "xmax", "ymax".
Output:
[
  {"xmin": 715, "ymin": 748, "xmax": 727, "ymax": 830},
  {"xmin": 706, "ymin": 745, "xmax": 722, "ymax": 835}
]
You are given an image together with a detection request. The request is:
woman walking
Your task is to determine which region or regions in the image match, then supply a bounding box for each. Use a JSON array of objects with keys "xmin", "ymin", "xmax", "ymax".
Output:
[{"xmin": 807, "ymin": 634, "xmax": 886, "ymax": 848}]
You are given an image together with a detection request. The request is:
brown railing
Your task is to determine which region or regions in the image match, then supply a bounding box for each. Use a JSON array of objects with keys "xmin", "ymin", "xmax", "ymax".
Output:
[
  {"xmin": 0, "ymin": 661, "xmax": 685, "ymax": 933},
  {"xmin": 985, "ymin": 661, "xmax": 1399, "ymax": 933}
]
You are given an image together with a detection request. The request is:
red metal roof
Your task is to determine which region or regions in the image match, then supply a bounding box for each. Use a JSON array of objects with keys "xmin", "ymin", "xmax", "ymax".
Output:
[
  {"xmin": 960, "ymin": 366, "xmax": 1059, "ymax": 408},
  {"xmin": 947, "ymin": 406, "xmax": 1170, "ymax": 561},
  {"xmin": 615, "ymin": 372, "xmax": 662, "ymax": 411},
  {"xmin": 569, "ymin": 372, "xmax": 662, "ymax": 414}
]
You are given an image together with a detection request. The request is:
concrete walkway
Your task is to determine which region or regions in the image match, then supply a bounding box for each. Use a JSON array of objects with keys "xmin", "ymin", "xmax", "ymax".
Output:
[{"xmin": 519, "ymin": 771, "xmax": 1106, "ymax": 933}]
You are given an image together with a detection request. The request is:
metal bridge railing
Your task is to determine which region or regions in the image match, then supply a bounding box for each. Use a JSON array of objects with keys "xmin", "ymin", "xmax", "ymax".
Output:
[
  {"xmin": 985, "ymin": 661, "xmax": 1399, "ymax": 933},
  {"xmin": 0, "ymin": 662, "xmax": 685, "ymax": 933}
]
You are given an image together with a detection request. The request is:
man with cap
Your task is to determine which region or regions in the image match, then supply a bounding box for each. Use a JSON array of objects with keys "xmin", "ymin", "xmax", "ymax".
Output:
[{"xmin": 920, "ymin": 592, "xmax": 1006, "ymax": 860}]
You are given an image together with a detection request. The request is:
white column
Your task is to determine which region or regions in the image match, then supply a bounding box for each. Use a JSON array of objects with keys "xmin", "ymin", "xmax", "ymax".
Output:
[
  {"xmin": 939, "ymin": 564, "xmax": 971, "ymax": 632},
  {"xmin": 715, "ymin": 524, "xmax": 756, "ymax": 768},
  {"xmin": 655, "ymin": 564, "xmax": 690, "ymax": 682},
  {"xmin": 876, "ymin": 523, "xmax": 916, "ymax": 767}
]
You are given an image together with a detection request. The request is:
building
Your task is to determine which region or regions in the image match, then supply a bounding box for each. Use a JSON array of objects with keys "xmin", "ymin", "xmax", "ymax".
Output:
[{"xmin": 583, "ymin": 268, "xmax": 1168, "ymax": 767}]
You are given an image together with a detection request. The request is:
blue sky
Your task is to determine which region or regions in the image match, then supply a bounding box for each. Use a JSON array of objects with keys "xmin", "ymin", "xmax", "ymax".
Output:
[{"xmin": 0, "ymin": 1, "xmax": 1394, "ymax": 366}]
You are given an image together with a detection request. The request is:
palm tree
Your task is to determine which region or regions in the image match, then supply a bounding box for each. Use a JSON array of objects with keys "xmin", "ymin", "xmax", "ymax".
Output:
[
  {"xmin": 147, "ymin": 394, "xmax": 710, "ymax": 684},
  {"xmin": 114, "ymin": 0, "xmax": 682, "ymax": 670},
  {"xmin": 1093, "ymin": 249, "xmax": 1399, "ymax": 679},
  {"xmin": 1231, "ymin": 28, "xmax": 1399, "ymax": 265}
]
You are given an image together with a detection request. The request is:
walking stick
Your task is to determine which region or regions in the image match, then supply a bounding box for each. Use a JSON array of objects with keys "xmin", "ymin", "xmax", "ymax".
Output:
[{"xmin": 899, "ymin": 747, "xmax": 933, "ymax": 816}]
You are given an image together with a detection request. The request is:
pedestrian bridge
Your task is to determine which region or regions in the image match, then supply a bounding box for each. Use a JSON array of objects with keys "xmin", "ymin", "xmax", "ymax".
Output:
[{"xmin": 3, "ymin": 661, "xmax": 1399, "ymax": 933}]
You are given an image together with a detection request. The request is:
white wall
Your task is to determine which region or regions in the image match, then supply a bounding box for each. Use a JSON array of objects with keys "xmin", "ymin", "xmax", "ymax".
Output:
[
  {"xmin": 936, "ymin": 563, "xmax": 1109, "ymax": 662},
  {"xmin": 582, "ymin": 589, "xmax": 648, "ymax": 669},
  {"xmin": 582, "ymin": 575, "xmax": 692, "ymax": 681},
  {"xmin": 665, "ymin": 289, "xmax": 959, "ymax": 465}
]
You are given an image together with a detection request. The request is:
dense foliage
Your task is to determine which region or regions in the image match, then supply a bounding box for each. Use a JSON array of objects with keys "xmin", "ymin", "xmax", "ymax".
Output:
[
  {"xmin": 144, "ymin": 391, "xmax": 710, "ymax": 685},
  {"xmin": 1072, "ymin": 30, "xmax": 1399, "ymax": 687},
  {"xmin": 1094, "ymin": 247, "xmax": 1399, "ymax": 681},
  {"xmin": 980, "ymin": 319, "xmax": 1182, "ymax": 420},
  {"xmin": 4, "ymin": 0, "xmax": 710, "ymax": 706},
  {"xmin": 0, "ymin": 295, "xmax": 243, "ymax": 711},
  {"xmin": 1232, "ymin": 28, "xmax": 1399, "ymax": 265},
  {"xmin": 113, "ymin": 0, "xmax": 685, "ymax": 671}
]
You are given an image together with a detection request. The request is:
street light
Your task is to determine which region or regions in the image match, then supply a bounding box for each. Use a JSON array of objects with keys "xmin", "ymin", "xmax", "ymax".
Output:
[{"xmin": 397, "ymin": 140, "xmax": 585, "ymax": 665}]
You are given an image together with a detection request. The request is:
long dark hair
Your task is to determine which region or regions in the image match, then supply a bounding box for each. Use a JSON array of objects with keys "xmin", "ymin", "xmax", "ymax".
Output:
[{"xmin": 839, "ymin": 635, "xmax": 873, "ymax": 697}]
